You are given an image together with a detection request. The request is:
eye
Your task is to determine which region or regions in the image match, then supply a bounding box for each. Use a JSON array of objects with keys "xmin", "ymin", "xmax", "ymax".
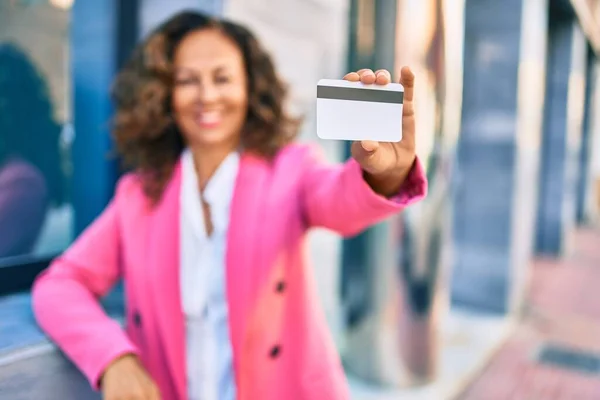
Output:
[
  {"xmin": 174, "ymin": 76, "xmax": 198, "ymax": 86},
  {"xmin": 215, "ymin": 75, "xmax": 231, "ymax": 84}
]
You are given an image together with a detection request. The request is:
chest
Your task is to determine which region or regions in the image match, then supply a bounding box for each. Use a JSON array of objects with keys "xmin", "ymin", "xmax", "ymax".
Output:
[{"xmin": 118, "ymin": 168, "xmax": 306, "ymax": 317}]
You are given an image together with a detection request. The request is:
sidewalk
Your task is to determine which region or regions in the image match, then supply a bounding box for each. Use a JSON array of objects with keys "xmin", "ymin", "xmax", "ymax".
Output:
[
  {"xmin": 459, "ymin": 228, "xmax": 600, "ymax": 399},
  {"xmin": 347, "ymin": 307, "xmax": 514, "ymax": 400}
]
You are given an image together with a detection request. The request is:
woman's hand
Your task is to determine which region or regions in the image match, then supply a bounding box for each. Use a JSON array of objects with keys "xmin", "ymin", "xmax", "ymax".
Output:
[
  {"xmin": 344, "ymin": 67, "xmax": 417, "ymax": 197},
  {"xmin": 101, "ymin": 354, "xmax": 161, "ymax": 400}
]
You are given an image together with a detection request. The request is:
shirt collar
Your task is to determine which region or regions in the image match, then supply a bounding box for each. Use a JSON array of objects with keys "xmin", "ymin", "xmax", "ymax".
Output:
[{"xmin": 180, "ymin": 148, "xmax": 240, "ymax": 235}]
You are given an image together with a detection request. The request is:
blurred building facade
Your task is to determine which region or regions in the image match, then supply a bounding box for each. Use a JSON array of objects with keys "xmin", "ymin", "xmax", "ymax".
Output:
[
  {"xmin": 2, "ymin": 0, "xmax": 600, "ymax": 395},
  {"xmin": 452, "ymin": 0, "xmax": 600, "ymax": 315}
]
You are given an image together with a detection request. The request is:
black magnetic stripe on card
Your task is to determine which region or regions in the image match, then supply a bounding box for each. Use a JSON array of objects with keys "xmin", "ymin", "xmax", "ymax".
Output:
[{"xmin": 317, "ymin": 85, "xmax": 404, "ymax": 104}]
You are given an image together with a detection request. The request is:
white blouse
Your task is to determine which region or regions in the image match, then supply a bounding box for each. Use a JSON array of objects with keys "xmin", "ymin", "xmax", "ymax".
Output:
[{"xmin": 179, "ymin": 148, "xmax": 239, "ymax": 400}]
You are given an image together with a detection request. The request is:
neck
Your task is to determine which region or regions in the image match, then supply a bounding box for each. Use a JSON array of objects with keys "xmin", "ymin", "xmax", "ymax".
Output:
[{"xmin": 189, "ymin": 142, "xmax": 238, "ymax": 190}]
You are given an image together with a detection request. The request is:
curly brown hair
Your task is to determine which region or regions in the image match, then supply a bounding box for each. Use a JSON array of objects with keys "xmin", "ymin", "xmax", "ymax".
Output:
[{"xmin": 111, "ymin": 11, "xmax": 300, "ymax": 204}]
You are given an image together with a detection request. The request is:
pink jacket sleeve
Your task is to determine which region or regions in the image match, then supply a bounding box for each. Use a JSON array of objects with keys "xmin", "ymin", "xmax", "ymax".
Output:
[
  {"xmin": 31, "ymin": 179, "xmax": 139, "ymax": 390},
  {"xmin": 301, "ymin": 146, "xmax": 428, "ymax": 236}
]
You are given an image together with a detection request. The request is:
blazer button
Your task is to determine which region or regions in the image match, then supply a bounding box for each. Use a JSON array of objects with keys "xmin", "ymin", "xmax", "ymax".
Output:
[
  {"xmin": 133, "ymin": 311, "xmax": 142, "ymax": 327},
  {"xmin": 269, "ymin": 345, "xmax": 281, "ymax": 359},
  {"xmin": 275, "ymin": 281, "xmax": 286, "ymax": 293}
]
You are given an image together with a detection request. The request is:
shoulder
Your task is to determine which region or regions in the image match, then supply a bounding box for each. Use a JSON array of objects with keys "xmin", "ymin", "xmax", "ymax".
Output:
[
  {"xmin": 272, "ymin": 142, "xmax": 326, "ymax": 169},
  {"xmin": 111, "ymin": 171, "xmax": 147, "ymax": 210},
  {"xmin": 111, "ymin": 162, "xmax": 181, "ymax": 211}
]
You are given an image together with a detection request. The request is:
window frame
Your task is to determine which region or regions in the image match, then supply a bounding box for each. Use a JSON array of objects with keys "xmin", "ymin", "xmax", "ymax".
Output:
[
  {"xmin": 0, "ymin": 256, "xmax": 54, "ymax": 295},
  {"xmin": 0, "ymin": 0, "xmax": 139, "ymax": 297}
]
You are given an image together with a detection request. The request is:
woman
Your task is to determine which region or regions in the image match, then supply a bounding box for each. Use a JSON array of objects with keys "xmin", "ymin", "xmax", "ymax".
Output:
[
  {"xmin": 0, "ymin": 43, "xmax": 65, "ymax": 258},
  {"xmin": 32, "ymin": 11, "xmax": 427, "ymax": 400}
]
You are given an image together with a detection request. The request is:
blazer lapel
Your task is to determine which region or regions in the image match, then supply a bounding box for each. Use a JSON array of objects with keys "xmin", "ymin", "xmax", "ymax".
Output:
[
  {"xmin": 148, "ymin": 162, "xmax": 186, "ymax": 399},
  {"xmin": 226, "ymin": 152, "xmax": 269, "ymax": 397}
]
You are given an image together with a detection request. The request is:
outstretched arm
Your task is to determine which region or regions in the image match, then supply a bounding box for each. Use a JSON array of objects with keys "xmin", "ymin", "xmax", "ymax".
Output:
[{"xmin": 301, "ymin": 67, "xmax": 427, "ymax": 236}]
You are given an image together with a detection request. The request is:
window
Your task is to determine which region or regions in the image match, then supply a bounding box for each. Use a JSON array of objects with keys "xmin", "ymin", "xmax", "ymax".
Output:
[{"xmin": 0, "ymin": 1, "xmax": 73, "ymax": 273}]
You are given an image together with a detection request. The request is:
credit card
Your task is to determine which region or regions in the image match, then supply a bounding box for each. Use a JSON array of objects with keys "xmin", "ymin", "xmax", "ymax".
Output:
[{"xmin": 316, "ymin": 78, "xmax": 404, "ymax": 142}]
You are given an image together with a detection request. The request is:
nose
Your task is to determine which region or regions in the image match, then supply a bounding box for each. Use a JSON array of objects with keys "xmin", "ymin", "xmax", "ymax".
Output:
[{"xmin": 197, "ymin": 82, "xmax": 219, "ymax": 105}]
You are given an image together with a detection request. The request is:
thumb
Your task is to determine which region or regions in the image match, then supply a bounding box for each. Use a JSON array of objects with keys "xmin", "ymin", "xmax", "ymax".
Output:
[
  {"xmin": 351, "ymin": 140, "xmax": 380, "ymax": 167},
  {"xmin": 360, "ymin": 140, "xmax": 379, "ymax": 152}
]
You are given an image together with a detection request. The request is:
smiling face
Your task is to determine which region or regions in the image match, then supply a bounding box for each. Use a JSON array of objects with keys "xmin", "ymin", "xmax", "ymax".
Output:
[{"xmin": 171, "ymin": 28, "xmax": 248, "ymax": 151}]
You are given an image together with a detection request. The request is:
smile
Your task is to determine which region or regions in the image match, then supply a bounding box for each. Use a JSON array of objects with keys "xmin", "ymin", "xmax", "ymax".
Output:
[{"xmin": 195, "ymin": 110, "xmax": 222, "ymax": 128}]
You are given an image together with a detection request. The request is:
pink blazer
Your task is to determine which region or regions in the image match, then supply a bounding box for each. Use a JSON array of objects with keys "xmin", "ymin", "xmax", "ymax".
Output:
[{"xmin": 32, "ymin": 144, "xmax": 427, "ymax": 400}]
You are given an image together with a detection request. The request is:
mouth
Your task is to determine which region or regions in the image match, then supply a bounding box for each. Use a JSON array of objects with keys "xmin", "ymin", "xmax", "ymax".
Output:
[{"xmin": 195, "ymin": 110, "xmax": 222, "ymax": 129}]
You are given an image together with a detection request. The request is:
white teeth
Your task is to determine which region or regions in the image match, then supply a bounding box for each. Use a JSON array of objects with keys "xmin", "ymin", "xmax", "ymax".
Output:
[{"xmin": 198, "ymin": 112, "xmax": 221, "ymax": 124}]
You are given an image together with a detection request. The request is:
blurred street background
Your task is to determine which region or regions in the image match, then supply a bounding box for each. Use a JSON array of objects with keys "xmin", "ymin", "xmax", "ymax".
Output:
[{"xmin": 2, "ymin": 0, "xmax": 600, "ymax": 399}]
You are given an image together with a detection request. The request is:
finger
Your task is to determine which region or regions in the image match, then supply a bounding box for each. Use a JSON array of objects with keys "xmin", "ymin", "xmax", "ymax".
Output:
[
  {"xmin": 374, "ymin": 69, "xmax": 391, "ymax": 85},
  {"xmin": 351, "ymin": 141, "xmax": 382, "ymax": 175},
  {"xmin": 146, "ymin": 386, "xmax": 161, "ymax": 400},
  {"xmin": 398, "ymin": 67, "xmax": 415, "ymax": 147},
  {"xmin": 112, "ymin": 376, "xmax": 146, "ymax": 400},
  {"xmin": 145, "ymin": 380, "xmax": 161, "ymax": 400},
  {"xmin": 360, "ymin": 140, "xmax": 380, "ymax": 153},
  {"xmin": 132, "ymin": 387, "xmax": 148, "ymax": 400},
  {"xmin": 124, "ymin": 385, "xmax": 147, "ymax": 400},
  {"xmin": 402, "ymin": 105, "xmax": 415, "ymax": 148},
  {"xmin": 351, "ymin": 141, "xmax": 378, "ymax": 160},
  {"xmin": 400, "ymin": 66, "xmax": 415, "ymax": 103},
  {"xmin": 357, "ymin": 69, "xmax": 376, "ymax": 84},
  {"xmin": 102, "ymin": 384, "xmax": 118, "ymax": 400},
  {"xmin": 350, "ymin": 141, "xmax": 370, "ymax": 163},
  {"xmin": 149, "ymin": 387, "xmax": 162, "ymax": 400},
  {"xmin": 343, "ymin": 72, "xmax": 360, "ymax": 82}
]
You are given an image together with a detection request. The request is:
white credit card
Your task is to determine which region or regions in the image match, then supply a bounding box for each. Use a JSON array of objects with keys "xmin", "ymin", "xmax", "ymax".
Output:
[{"xmin": 316, "ymin": 78, "xmax": 404, "ymax": 142}]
